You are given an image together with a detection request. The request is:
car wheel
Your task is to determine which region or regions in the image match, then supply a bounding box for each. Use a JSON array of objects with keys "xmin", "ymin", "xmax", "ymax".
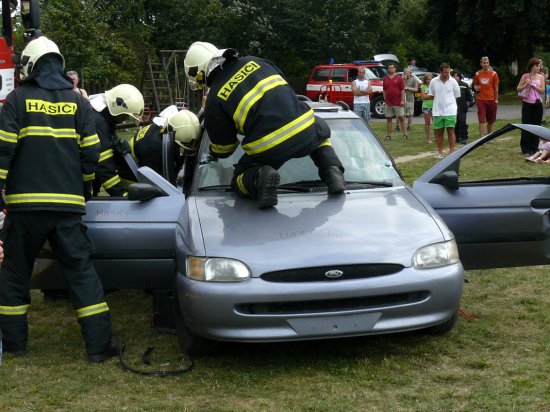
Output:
[
  {"xmin": 371, "ymin": 95, "xmax": 385, "ymax": 119},
  {"xmin": 425, "ymin": 309, "xmax": 459, "ymax": 335},
  {"xmin": 172, "ymin": 283, "xmax": 217, "ymax": 356}
]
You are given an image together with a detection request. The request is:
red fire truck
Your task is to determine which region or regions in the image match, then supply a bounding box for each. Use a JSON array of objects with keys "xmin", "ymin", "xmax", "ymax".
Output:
[{"xmin": 0, "ymin": 0, "xmax": 40, "ymax": 106}]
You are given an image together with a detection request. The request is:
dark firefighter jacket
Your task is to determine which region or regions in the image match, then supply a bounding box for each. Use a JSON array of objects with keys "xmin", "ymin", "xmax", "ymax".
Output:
[
  {"xmin": 205, "ymin": 56, "xmax": 316, "ymax": 160},
  {"xmin": 93, "ymin": 108, "xmax": 127, "ymax": 196},
  {"xmin": 0, "ymin": 56, "xmax": 99, "ymax": 214},
  {"xmin": 117, "ymin": 123, "xmax": 184, "ymax": 182}
]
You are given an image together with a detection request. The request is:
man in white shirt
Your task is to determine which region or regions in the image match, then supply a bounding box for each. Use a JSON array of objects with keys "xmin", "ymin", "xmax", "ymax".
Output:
[
  {"xmin": 351, "ymin": 67, "xmax": 372, "ymax": 122},
  {"xmin": 426, "ymin": 63, "xmax": 461, "ymax": 158}
]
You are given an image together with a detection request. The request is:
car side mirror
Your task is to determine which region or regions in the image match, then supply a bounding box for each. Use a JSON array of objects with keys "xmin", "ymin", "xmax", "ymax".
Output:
[
  {"xmin": 430, "ymin": 170, "xmax": 459, "ymax": 190},
  {"xmin": 127, "ymin": 183, "xmax": 168, "ymax": 201}
]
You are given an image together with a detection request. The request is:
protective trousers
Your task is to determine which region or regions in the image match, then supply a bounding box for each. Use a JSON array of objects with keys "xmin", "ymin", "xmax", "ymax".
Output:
[
  {"xmin": 0, "ymin": 211, "xmax": 112, "ymax": 357},
  {"xmin": 231, "ymin": 118, "xmax": 344, "ymax": 199}
]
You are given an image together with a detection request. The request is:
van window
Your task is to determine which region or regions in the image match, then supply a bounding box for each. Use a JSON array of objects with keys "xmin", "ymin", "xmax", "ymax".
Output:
[
  {"xmin": 332, "ymin": 68, "xmax": 346, "ymax": 82},
  {"xmin": 348, "ymin": 69, "xmax": 358, "ymax": 83},
  {"xmin": 313, "ymin": 68, "xmax": 330, "ymax": 82}
]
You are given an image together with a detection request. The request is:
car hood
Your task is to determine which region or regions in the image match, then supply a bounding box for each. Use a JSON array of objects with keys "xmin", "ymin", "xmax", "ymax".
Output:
[{"xmin": 190, "ymin": 187, "xmax": 447, "ymax": 274}]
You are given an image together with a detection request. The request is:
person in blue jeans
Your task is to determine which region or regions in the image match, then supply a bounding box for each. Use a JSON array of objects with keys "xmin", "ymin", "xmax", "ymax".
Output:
[{"xmin": 352, "ymin": 66, "xmax": 372, "ymax": 123}]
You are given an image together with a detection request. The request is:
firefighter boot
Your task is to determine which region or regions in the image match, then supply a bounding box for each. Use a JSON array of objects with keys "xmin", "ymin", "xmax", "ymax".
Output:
[
  {"xmin": 255, "ymin": 165, "xmax": 280, "ymax": 208},
  {"xmin": 322, "ymin": 166, "xmax": 345, "ymax": 194},
  {"xmin": 88, "ymin": 336, "xmax": 120, "ymax": 363}
]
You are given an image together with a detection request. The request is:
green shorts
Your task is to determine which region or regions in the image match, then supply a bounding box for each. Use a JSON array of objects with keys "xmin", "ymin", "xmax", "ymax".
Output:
[{"xmin": 433, "ymin": 115, "xmax": 457, "ymax": 129}]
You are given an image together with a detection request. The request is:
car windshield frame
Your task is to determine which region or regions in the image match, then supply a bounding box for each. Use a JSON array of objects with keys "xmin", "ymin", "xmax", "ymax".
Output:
[{"xmin": 192, "ymin": 116, "xmax": 402, "ymax": 191}]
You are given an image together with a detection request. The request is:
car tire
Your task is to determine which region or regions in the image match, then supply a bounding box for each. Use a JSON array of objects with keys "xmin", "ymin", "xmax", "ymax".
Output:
[
  {"xmin": 425, "ymin": 309, "xmax": 459, "ymax": 335},
  {"xmin": 173, "ymin": 283, "xmax": 217, "ymax": 356},
  {"xmin": 371, "ymin": 95, "xmax": 385, "ymax": 119}
]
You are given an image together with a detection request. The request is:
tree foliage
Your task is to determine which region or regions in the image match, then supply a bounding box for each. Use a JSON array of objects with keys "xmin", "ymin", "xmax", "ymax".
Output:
[{"xmin": 18, "ymin": 0, "xmax": 547, "ymax": 92}]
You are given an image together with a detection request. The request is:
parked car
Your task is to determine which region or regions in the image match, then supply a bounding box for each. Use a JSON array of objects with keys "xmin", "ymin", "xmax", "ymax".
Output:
[
  {"xmin": 31, "ymin": 106, "xmax": 550, "ymax": 355},
  {"xmin": 306, "ymin": 61, "xmax": 388, "ymax": 119},
  {"xmin": 32, "ymin": 101, "xmax": 463, "ymax": 353}
]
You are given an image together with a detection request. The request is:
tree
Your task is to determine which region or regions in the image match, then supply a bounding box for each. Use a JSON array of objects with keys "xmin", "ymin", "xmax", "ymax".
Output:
[{"xmin": 39, "ymin": 0, "xmax": 151, "ymax": 86}]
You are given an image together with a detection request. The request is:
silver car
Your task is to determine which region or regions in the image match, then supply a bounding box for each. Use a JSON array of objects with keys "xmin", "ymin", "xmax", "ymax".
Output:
[{"xmin": 40, "ymin": 102, "xmax": 528, "ymax": 354}]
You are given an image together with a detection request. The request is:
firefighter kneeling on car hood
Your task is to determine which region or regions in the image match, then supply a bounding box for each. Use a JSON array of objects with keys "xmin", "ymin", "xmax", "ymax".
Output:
[{"xmin": 184, "ymin": 41, "xmax": 345, "ymax": 208}]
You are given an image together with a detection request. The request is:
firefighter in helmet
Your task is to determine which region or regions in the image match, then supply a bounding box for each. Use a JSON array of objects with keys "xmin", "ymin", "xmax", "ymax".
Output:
[
  {"xmin": 118, "ymin": 106, "xmax": 201, "ymax": 182},
  {"xmin": 184, "ymin": 41, "xmax": 345, "ymax": 208},
  {"xmin": 0, "ymin": 36, "xmax": 116, "ymax": 362},
  {"xmin": 89, "ymin": 84, "xmax": 144, "ymax": 196}
]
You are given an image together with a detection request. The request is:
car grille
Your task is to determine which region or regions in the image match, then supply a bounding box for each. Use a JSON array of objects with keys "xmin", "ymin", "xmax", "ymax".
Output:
[
  {"xmin": 236, "ymin": 291, "xmax": 429, "ymax": 315},
  {"xmin": 261, "ymin": 264, "xmax": 403, "ymax": 282}
]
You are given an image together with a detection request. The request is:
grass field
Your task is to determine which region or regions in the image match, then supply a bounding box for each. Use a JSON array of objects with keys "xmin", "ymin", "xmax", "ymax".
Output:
[{"xmin": 1, "ymin": 103, "xmax": 549, "ymax": 411}]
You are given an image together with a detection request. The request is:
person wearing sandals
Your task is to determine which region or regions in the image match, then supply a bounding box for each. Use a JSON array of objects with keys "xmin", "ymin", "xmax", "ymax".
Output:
[
  {"xmin": 382, "ymin": 63, "xmax": 406, "ymax": 141},
  {"xmin": 525, "ymin": 139, "xmax": 550, "ymax": 163},
  {"xmin": 420, "ymin": 73, "xmax": 434, "ymax": 144},
  {"xmin": 425, "ymin": 63, "xmax": 461, "ymax": 159}
]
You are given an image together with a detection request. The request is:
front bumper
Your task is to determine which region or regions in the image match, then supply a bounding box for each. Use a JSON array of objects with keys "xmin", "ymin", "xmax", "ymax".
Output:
[{"xmin": 175, "ymin": 264, "xmax": 464, "ymax": 342}]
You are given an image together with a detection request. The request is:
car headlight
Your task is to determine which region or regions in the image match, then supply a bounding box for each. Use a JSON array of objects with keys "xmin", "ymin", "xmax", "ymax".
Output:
[
  {"xmin": 413, "ymin": 239, "xmax": 459, "ymax": 269},
  {"xmin": 186, "ymin": 256, "xmax": 250, "ymax": 282}
]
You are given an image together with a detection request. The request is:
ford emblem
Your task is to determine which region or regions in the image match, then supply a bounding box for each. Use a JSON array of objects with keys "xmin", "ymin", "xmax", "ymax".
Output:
[{"xmin": 325, "ymin": 269, "xmax": 343, "ymax": 279}]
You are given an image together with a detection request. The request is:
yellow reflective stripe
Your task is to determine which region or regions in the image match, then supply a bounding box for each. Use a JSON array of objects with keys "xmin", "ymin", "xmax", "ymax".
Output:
[
  {"xmin": 242, "ymin": 109, "xmax": 315, "ymax": 155},
  {"xmin": 0, "ymin": 130, "xmax": 18, "ymax": 143},
  {"xmin": 0, "ymin": 304, "xmax": 30, "ymax": 315},
  {"xmin": 102, "ymin": 174, "xmax": 121, "ymax": 189},
  {"xmin": 81, "ymin": 134, "xmax": 100, "ymax": 148},
  {"xmin": 99, "ymin": 149, "xmax": 114, "ymax": 163},
  {"xmin": 0, "ymin": 168, "xmax": 8, "ymax": 179},
  {"xmin": 236, "ymin": 173, "xmax": 249, "ymax": 195},
  {"xmin": 211, "ymin": 142, "xmax": 239, "ymax": 155},
  {"xmin": 233, "ymin": 75, "xmax": 287, "ymax": 133},
  {"xmin": 76, "ymin": 302, "xmax": 109, "ymax": 319},
  {"xmin": 6, "ymin": 192, "xmax": 85, "ymax": 206},
  {"xmin": 317, "ymin": 138, "xmax": 332, "ymax": 148},
  {"xmin": 19, "ymin": 126, "xmax": 78, "ymax": 140},
  {"xmin": 83, "ymin": 173, "xmax": 95, "ymax": 182}
]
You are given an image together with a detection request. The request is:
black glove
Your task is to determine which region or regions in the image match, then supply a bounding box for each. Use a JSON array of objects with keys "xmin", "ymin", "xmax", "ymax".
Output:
[{"xmin": 112, "ymin": 136, "xmax": 131, "ymax": 155}]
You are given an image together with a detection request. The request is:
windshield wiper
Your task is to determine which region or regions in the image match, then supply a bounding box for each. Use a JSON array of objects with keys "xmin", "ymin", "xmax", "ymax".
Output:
[
  {"xmin": 278, "ymin": 180, "xmax": 326, "ymax": 192},
  {"xmin": 345, "ymin": 180, "xmax": 394, "ymax": 187},
  {"xmin": 197, "ymin": 185, "xmax": 232, "ymax": 191}
]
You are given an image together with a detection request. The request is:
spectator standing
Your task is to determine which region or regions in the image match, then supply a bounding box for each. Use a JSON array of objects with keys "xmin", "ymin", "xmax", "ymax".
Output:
[
  {"xmin": 403, "ymin": 67, "xmax": 417, "ymax": 133},
  {"xmin": 351, "ymin": 67, "xmax": 372, "ymax": 123},
  {"xmin": 426, "ymin": 63, "xmax": 461, "ymax": 158},
  {"xmin": 408, "ymin": 59, "xmax": 418, "ymax": 70},
  {"xmin": 66, "ymin": 70, "xmax": 89, "ymax": 98},
  {"xmin": 382, "ymin": 63, "xmax": 406, "ymax": 140},
  {"xmin": 473, "ymin": 56, "xmax": 499, "ymax": 137},
  {"xmin": 517, "ymin": 57, "xmax": 545, "ymax": 155},
  {"xmin": 453, "ymin": 70, "xmax": 474, "ymax": 144},
  {"xmin": 420, "ymin": 73, "xmax": 434, "ymax": 144}
]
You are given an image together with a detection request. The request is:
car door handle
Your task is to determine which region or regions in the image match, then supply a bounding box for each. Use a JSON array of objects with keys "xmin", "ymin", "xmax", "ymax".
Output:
[{"xmin": 531, "ymin": 198, "xmax": 550, "ymax": 209}]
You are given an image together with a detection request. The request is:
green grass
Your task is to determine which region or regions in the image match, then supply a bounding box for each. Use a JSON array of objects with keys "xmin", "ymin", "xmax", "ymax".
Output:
[{"xmin": 1, "ymin": 104, "xmax": 549, "ymax": 411}]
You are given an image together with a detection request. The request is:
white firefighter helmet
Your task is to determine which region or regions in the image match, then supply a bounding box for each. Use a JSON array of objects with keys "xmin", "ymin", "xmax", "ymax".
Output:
[
  {"xmin": 167, "ymin": 109, "xmax": 201, "ymax": 149},
  {"xmin": 104, "ymin": 84, "xmax": 144, "ymax": 122},
  {"xmin": 20, "ymin": 36, "xmax": 65, "ymax": 80},
  {"xmin": 184, "ymin": 41, "xmax": 219, "ymax": 91}
]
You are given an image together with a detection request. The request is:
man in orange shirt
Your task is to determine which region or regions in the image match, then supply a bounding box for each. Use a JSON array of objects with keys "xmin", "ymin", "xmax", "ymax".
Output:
[{"xmin": 473, "ymin": 56, "xmax": 499, "ymax": 137}]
